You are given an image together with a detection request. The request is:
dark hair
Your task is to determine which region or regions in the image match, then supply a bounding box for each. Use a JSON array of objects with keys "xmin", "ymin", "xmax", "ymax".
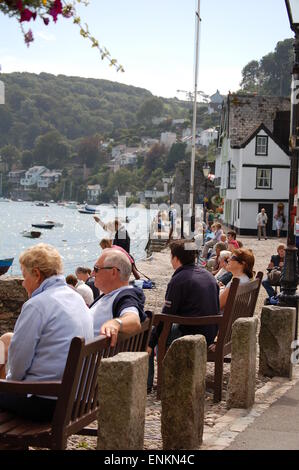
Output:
[
  {"xmin": 66, "ymin": 274, "xmax": 77, "ymax": 287},
  {"xmin": 231, "ymin": 248, "xmax": 255, "ymax": 279},
  {"xmin": 215, "ymin": 242, "xmax": 227, "ymax": 252},
  {"xmin": 75, "ymin": 266, "xmax": 90, "ymax": 275},
  {"xmin": 227, "ymin": 230, "xmax": 237, "ymax": 240},
  {"xmin": 169, "ymin": 239, "xmax": 197, "ymax": 265}
]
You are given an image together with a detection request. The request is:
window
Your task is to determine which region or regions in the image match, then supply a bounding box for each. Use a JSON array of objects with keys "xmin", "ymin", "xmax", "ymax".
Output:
[
  {"xmin": 256, "ymin": 136, "xmax": 268, "ymax": 156},
  {"xmin": 256, "ymin": 168, "xmax": 272, "ymax": 189},
  {"xmin": 229, "ymin": 162, "xmax": 236, "ymax": 188}
]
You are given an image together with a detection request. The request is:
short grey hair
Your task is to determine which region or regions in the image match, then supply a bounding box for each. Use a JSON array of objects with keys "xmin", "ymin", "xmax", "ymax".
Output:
[
  {"xmin": 102, "ymin": 249, "xmax": 132, "ymax": 281},
  {"xmin": 218, "ymin": 250, "xmax": 231, "ymax": 261}
]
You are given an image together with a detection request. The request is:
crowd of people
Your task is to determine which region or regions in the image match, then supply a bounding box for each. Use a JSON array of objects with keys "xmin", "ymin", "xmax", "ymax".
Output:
[{"xmin": 0, "ymin": 211, "xmax": 287, "ymax": 422}]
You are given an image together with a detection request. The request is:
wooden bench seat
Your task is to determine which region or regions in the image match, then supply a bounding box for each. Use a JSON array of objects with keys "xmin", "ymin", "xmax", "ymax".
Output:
[
  {"xmin": 0, "ymin": 311, "xmax": 153, "ymax": 450},
  {"xmin": 153, "ymin": 274, "xmax": 263, "ymax": 402}
]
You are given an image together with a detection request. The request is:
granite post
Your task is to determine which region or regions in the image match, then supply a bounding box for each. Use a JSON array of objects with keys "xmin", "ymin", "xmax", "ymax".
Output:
[
  {"xmin": 227, "ymin": 317, "xmax": 258, "ymax": 409},
  {"xmin": 97, "ymin": 352, "xmax": 148, "ymax": 450},
  {"xmin": 259, "ymin": 306, "xmax": 296, "ymax": 378},
  {"xmin": 161, "ymin": 335, "xmax": 207, "ymax": 450}
]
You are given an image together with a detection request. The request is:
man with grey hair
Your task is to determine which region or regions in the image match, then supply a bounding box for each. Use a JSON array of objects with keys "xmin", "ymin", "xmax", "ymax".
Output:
[{"xmin": 90, "ymin": 249, "xmax": 146, "ymax": 345}]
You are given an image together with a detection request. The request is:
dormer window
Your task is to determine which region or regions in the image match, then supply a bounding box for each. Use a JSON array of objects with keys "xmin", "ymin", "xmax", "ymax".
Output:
[{"xmin": 255, "ymin": 135, "xmax": 268, "ymax": 156}]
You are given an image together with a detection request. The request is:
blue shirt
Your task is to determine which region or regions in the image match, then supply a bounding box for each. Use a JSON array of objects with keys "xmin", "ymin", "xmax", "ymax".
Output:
[{"xmin": 7, "ymin": 275, "xmax": 93, "ymax": 382}]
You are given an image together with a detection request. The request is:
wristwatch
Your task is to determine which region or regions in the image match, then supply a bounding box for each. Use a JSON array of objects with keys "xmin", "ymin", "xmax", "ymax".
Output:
[{"xmin": 114, "ymin": 318, "xmax": 123, "ymax": 331}]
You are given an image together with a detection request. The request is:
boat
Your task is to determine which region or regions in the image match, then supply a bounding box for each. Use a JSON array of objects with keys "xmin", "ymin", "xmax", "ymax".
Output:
[
  {"xmin": 45, "ymin": 220, "xmax": 64, "ymax": 227},
  {"xmin": 0, "ymin": 258, "xmax": 14, "ymax": 276},
  {"xmin": 35, "ymin": 202, "xmax": 49, "ymax": 207},
  {"xmin": 22, "ymin": 230, "xmax": 42, "ymax": 239},
  {"xmin": 32, "ymin": 223, "xmax": 55, "ymax": 229},
  {"xmin": 65, "ymin": 201, "xmax": 78, "ymax": 209},
  {"xmin": 0, "ymin": 198, "xmax": 10, "ymax": 202},
  {"xmin": 78, "ymin": 204, "xmax": 99, "ymax": 215}
]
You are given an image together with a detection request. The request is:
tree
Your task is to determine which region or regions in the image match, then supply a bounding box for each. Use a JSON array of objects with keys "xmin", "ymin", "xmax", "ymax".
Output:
[
  {"xmin": 144, "ymin": 143, "xmax": 166, "ymax": 176},
  {"xmin": 240, "ymin": 38, "xmax": 293, "ymax": 96},
  {"xmin": 22, "ymin": 150, "xmax": 34, "ymax": 168},
  {"xmin": 0, "ymin": 144, "xmax": 20, "ymax": 170},
  {"xmin": 240, "ymin": 60, "xmax": 260, "ymax": 92},
  {"xmin": 165, "ymin": 142, "xmax": 187, "ymax": 171},
  {"xmin": 137, "ymin": 98, "xmax": 165, "ymax": 124},
  {"xmin": 33, "ymin": 130, "xmax": 70, "ymax": 168}
]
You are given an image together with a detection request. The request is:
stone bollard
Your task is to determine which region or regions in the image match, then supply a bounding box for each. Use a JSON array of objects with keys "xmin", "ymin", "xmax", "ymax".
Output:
[
  {"xmin": 97, "ymin": 352, "xmax": 148, "ymax": 450},
  {"xmin": 227, "ymin": 317, "xmax": 258, "ymax": 409},
  {"xmin": 259, "ymin": 306, "xmax": 296, "ymax": 379},
  {"xmin": 161, "ymin": 335, "xmax": 207, "ymax": 450}
]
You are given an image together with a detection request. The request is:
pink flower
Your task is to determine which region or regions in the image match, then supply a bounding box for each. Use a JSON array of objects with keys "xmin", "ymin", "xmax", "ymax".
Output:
[
  {"xmin": 48, "ymin": 0, "xmax": 63, "ymax": 23},
  {"xmin": 20, "ymin": 9, "xmax": 36, "ymax": 22},
  {"xmin": 24, "ymin": 29, "xmax": 33, "ymax": 47}
]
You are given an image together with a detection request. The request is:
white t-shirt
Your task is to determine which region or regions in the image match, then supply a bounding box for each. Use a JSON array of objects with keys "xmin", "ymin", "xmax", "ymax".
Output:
[{"xmin": 76, "ymin": 280, "xmax": 94, "ymax": 306}]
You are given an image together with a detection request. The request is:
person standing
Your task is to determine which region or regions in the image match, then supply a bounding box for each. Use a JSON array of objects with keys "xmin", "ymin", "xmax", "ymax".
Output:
[
  {"xmin": 94, "ymin": 216, "xmax": 130, "ymax": 254},
  {"xmin": 274, "ymin": 211, "xmax": 285, "ymax": 238},
  {"xmin": 256, "ymin": 208, "xmax": 268, "ymax": 240}
]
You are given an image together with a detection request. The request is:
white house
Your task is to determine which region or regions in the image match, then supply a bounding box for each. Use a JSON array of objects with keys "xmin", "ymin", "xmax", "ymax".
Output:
[
  {"xmin": 160, "ymin": 132, "xmax": 176, "ymax": 149},
  {"xmin": 216, "ymin": 93, "xmax": 291, "ymax": 235},
  {"xmin": 37, "ymin": 170, "xmax": 62, "ymax": 188},
  {"xmin": 199, "ymin": 128, "xmax": 218, "ymax": 147},
  {"xmin": 20, "ymin": 166, "xmax": 47, "ymax": 189},
  {"xmin": 87, "ymin": 184, "xmax": 102, "ymax": 202}
]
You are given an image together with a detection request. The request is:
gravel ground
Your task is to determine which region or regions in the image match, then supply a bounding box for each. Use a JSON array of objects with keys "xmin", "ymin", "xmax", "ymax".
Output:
[{"xmin": 65, "ymin": 235, "xmax": 285, "ymax": 450}]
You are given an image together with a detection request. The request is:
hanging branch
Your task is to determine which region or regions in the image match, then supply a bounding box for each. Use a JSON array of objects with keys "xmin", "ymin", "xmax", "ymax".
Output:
[{"xmin": 0, "ymin": 0, "xmax": 124, "ymax": 72}]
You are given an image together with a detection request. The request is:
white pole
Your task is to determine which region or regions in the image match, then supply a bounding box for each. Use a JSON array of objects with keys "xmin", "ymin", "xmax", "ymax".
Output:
[{"xmin": 189, "ymin": 0, "xmax": 201, "ymax": 215}]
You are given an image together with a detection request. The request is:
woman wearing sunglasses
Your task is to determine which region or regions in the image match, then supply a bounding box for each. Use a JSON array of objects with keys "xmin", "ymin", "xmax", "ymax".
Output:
[{"xmin": 219, "ymin": 248, "xmax": 255, "ymax": 311}]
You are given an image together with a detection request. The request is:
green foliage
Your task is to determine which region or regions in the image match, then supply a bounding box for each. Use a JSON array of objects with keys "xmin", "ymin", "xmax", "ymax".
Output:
[
  {"xmin": 137, "ymin": 97, "xmax": 165, "ymax": 123},
  {"xmin": 240, "ymin": 38, "xmax": 293, "ymax": 96},
  {"xmin": 165, "ymin": 142, "xmax": 187, "ymax": 171}
]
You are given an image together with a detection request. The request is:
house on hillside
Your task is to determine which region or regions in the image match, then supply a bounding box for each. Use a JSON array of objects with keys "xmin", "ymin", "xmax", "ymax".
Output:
[
  {"xmin": 215, "ymin": 93, "xmax": 291, "ymax": 236},
  {"xmin": 87, "ymin": 184, "xmax": 102, "ymax": 203},
  {"xmin": 160, "ymin": 132, "xmax": 176, "ymax": 149},
  {"xmin": 199, "ymin": 128, "xmax": 218, "ymax": 147}
]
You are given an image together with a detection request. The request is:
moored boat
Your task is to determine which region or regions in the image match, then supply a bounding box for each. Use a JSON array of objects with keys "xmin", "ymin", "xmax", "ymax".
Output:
[
  {"xmin": 22, "ymin": 230, "xmax": 42, "ymax": 239},
  {"xmin": 45, "ymin": 220, "xmax": 64, "ymax": 227},
  {"xmin": 0, "ymin": 258, "xmax": 14, "ymax": 276},
  {"xmin": 32, "ymin": 223, "xmax": 55, "ymax": 229}
]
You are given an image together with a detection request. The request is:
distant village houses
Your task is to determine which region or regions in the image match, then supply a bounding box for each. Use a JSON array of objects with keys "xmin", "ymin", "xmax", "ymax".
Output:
[{"xmin": 20, "ymin": 166, "xmax": 62, "ymax": 190}]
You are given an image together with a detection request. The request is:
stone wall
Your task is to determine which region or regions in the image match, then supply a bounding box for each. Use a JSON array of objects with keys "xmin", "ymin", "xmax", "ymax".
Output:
[
  {"xmin": 0, "ymin": 277, "xmax": 27, "ymax": 334},
  {"xmin": 173, "ymin": 160, "xmax": 217, "ymax": 208}
]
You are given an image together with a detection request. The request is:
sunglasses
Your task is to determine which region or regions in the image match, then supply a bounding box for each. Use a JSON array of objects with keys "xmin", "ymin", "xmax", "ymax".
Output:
[
  {"xmin": 229, "ymin": 255, "xmax": 243, "ymax": 263},
  {"xmin": 93, "ymin": 265, "xmax": 120, "ymax": 273}
]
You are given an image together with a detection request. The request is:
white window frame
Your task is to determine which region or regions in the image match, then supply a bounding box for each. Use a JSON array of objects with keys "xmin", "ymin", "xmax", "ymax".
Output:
[{"xmin": 256, "ymin": 168, "xmax": 272, "ymax": 189}]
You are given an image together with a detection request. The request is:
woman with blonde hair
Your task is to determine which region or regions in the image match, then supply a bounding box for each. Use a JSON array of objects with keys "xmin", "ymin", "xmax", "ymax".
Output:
[{"xmin": 0, "ymin": 243, "xmax": 93, "ymax": 422}]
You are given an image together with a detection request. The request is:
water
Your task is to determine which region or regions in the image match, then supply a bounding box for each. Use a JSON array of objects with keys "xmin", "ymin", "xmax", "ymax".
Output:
[{"xmin": 0, "ymin": 201, "xmax": 154, "ymax": 276}]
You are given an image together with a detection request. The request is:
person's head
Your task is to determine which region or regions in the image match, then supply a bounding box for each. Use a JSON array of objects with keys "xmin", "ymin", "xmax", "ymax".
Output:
[
  {"xmin": 169, "ymin": 239, "xmax": 197, "ymax": 269},
  {"xmin": 100, "ymin": 238, "xmax": 113, "ymax": 250},
  {"xmin": 92, "ymin": 248, "xmax": 132, "ymax": 294},
  {"xmin": 75, "ymin": 266, "xmax": 91, "ymax": 282},
  {"xmin": 215, "ymin": 242, "xmax": 227, "ymax": 256},
  {"xmin": 220, "ymin": 234, "xmax": 227, "ymax": 243},
  {"xmin": 226, "ymin": 248, "xmax": 255, "ymax": 279},
  {"xmin": 261, "ymin": 208, "xmax": 265, "ymax": 214},
  {"xmin": 19, "ymin": 243, "xmax": 63, "ymax": 297},
  {"xmin": 277, "ymin": 244, "xmax": 286, "ymax": 258},
  {"xmin": 66, "ymin": 274, "xmax": 78, "ymax": 287},
  {"xmin": 227, "ymin": 230, "xmax": 236, "ymax": 241},
  {"xmin": 215, "ymin": 222, "xmax": 222, "ymax": 231},
  {"xmin": 218, "ymin": 250, "xmax": 231, "ymax": 269}
]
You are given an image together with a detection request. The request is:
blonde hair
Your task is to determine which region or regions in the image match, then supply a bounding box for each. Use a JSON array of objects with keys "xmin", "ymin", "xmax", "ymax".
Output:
[{"xmin": 19, "ymin": 243, "xmax": 63, "ymax": 278}]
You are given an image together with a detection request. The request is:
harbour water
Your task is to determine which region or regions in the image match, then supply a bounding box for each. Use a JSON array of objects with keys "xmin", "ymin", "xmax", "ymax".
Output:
[{"xmin": 0, "ymin": 201, "xmax": 154, "ymax": 276}]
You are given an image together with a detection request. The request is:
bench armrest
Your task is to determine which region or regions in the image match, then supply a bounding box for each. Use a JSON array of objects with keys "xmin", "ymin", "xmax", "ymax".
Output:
[
  {"xmin": 0, "ymin": 379, "xmax": 62, "ymax": 396},
  {"xmin": 153, "ymin": 313, "xmax": 223, "ymax": 327}
]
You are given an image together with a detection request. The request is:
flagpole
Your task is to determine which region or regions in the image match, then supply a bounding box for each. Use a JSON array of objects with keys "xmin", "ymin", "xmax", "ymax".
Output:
[{"xmin": 189, "ymin": 0, "xmax": 201, "ymax": 231}]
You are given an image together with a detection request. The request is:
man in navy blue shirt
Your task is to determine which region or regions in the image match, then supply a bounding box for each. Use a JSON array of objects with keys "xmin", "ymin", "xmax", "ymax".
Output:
[{"xmin": 147, "ymin": 239, "xmax": 220, "ymax": 392}]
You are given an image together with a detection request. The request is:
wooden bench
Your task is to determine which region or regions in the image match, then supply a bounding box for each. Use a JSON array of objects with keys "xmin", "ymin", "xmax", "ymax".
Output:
[
  {"xmin": 154, "ymin": 273, "xmax": 263, "ymax": 402},
  {"xmin": 0, "ymin": 311, "xmax": 153, "ymax": 450}
]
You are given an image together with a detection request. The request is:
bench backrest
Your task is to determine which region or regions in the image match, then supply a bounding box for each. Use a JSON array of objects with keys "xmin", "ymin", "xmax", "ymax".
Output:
[
  {"xmin": 50, "ymin": 311, "xmax": 153, "ymax": 444},
  {"xmin": 217, "ymin": 272, "xmax": 263, "ymax": 351}
]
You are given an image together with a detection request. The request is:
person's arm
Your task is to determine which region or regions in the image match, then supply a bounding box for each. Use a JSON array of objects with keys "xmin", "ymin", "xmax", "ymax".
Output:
[
  {"xmin": 219, "ymin": 285, "xmax": 230, "ymax": 311},
  {"xmin": 93, "ymin": 216, "xmax": 107, "ymax": 231},
  {"xmin": 6, "ymin": 303, "xmax": 42, "ymax": 381},
  {"xmin": 100, "ymin": 311, "xmax": 141, "ymax": 347}
]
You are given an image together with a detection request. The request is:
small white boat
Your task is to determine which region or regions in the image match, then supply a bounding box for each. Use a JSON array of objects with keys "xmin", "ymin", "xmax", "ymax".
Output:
[
  {"xmin": 22, "ymin": 230, "xmax": 42, "ymax": 239},
  {"xmin": 0, "ymin": 197, "xmax": 10, "ymax": 202},
  {"xmin": 65, "ymin": 201, "xmax": 78, "ymax": 209}
]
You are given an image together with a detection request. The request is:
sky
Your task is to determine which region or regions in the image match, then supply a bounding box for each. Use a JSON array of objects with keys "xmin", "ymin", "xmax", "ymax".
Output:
[{"xmin": 0, "ymin": 0, "xmax": 294, "ymax": 99}]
